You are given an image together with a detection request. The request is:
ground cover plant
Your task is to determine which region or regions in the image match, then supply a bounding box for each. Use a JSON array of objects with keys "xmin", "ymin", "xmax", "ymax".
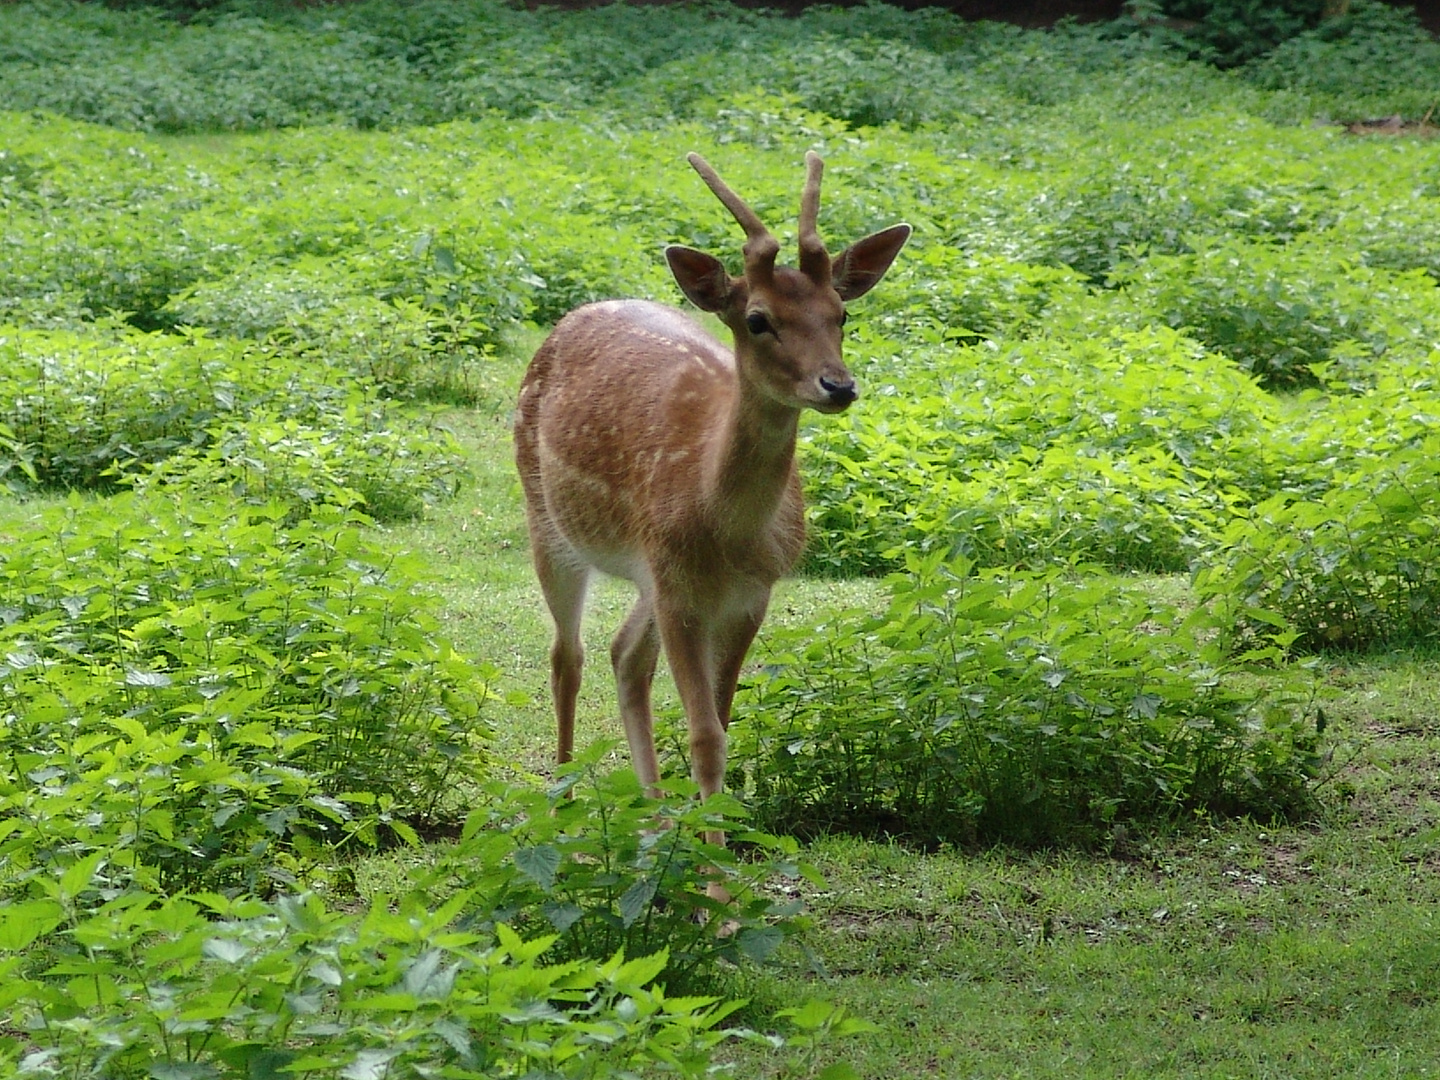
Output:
[{"xmin": 2, "ymin": 0, "xmax": 1440, "ymax": 1074}]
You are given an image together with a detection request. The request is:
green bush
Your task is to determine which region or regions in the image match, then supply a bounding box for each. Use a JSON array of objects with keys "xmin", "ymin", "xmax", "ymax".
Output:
[
  {"xmin": 1151, "ymin": 0, "xmax": 1329, "ymax": 67},
  {"xmin": 732, "ymin": 553, "xmax": 1321, "ymax": 848},
  {"xmin": 1242, "ymin": 0, "xmax": 1440, "ymax": 120},
  {"xmin": 802, "ymin": 324, "xmax": 1276, "ymax": 575},
  {"xmin": 1110, "ymin": 237, "xmax": 1440, "ymax": 389},
  {"xmin": 1, "ymin": 325, "xmax": 248, "ymax": 488},
  {"xmin": 135, "ymin": 404, "xmax": 466, "ymax": 523},
  {"xmin": 1197, "ymin": 435, "xmax": 1440, "ymax": 654},
  {"xmin": 0, "ymin": 324, "xmax": 469, "ymax": 513},
  {"xmin": 417, "ymin": 746, "xmax": 817, "ymax": 991},
  {"xmin": 0, "ymin": 889, "xmax": 749, "ymax": 1079},
  {"xmin": 0, "ymin": 755, "xmax": 856, "ymax": 1077},
  {"xmin": 0, "ymin": 0, "xmax": 1432, "ymax": 141},
  {"xmin": 0, "ymin": 494, "xmax": 493, "ymax": 893}
]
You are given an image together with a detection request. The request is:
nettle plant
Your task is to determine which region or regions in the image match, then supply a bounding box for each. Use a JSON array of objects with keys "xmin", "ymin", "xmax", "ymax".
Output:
[
  {"xmin": 1109, "ymin": 237, "xmax": 1440, "ymax": 390},
  {"xmin": 731, "ymin": 551, "xmax": 1321, "ymax": 848},
  {"xmin": 1191, "ymin": 354, "xmax": 1440, "ymax": 655},
  {"xmin": 0, "ymin": 323, "xmax": 468, "ymax": 519},
  {"xmin": 1198, "ymin": 441, "xmax": 1440, "ymax": 655},
  {"xmin": 134, "ymin": 401, "xmax": 466, "ymax": 524},
  {"xmin": 418, "ymin": 747, "xmax": 819, "ymax": 991},
  {"xmin": 0, "ymin": 763, "xmax": 855, "ymax": 1079},
  {"xmin": 0, "ymin": 887, "xmax": 750, "ymax": 1080},
  {"xmin": 0, "ymin": 492, "xmax": 493, "ymax": 895},
  {"xmin": 802, "ymin": 323, "xmax": 1279, "ymax": 576}
]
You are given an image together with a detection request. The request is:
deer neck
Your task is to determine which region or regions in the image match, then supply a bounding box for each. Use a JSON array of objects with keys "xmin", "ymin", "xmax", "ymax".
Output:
[{"xmin": 705, "ymin": 367, "xmax": 800, "ymax": 536}]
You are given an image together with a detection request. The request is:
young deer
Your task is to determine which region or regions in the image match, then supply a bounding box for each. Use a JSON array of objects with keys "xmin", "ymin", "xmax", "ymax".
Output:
[{"xmin": 514, "ymin": 151, "xmax": 909, "ymax": 863}]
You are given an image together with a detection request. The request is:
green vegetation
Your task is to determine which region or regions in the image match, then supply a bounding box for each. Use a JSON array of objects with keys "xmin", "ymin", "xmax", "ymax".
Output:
[{"xmin": 1, "ymin": 0, "xmax": 1439, "ymax": 1075}]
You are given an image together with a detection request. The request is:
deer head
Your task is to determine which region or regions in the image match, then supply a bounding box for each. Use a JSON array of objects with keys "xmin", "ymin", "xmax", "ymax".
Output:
[{"xmin": 664, "ymin": 151, "xmax": 911, "ymax": 414}]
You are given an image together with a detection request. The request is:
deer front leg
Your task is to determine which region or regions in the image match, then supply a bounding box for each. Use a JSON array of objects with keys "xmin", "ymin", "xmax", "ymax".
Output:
[
  {"xmin": 657, "ymin": 604, "xmax": 735, "ymax": 906},
  {"xmin": 712, "ymin": 595, "xmax": 769, "ymax": 733},
  {"xmin": 655, "ymin": 603, "xmax": 728, "ymax": 800}
]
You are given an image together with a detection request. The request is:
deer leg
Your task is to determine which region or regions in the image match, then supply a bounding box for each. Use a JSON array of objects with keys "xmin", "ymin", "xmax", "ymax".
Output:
[
  {"xmin": 654, "ymin": 602, "xmax": 733, "ymax": 896},
  {"xmin": 534, "ymin": 548, "xmax": 590, "ymax": 768},
  {"xmin": 712, "ymin": 597, "xmax": 768, "ymax": 733},
  {"xmin": 612, "ymin": 594, "xmax": 662, "ymax": 794},
  {"xmin": 656, "ymin": 607, "xmax": 724, "ymax": 801}
]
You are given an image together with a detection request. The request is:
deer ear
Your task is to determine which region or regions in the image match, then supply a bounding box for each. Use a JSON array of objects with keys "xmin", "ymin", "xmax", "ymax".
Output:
[
  {"xmin": 665, "ymin": 245, "xmax": 733, "ymax": 313},
  {"xmin": 831, "ymin": 224, "xmax": 912, "ymax": 301}
]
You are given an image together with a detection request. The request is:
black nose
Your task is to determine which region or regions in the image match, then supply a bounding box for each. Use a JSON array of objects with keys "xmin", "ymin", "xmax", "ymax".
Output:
[{"xmin": 820, "ymin": 376, "xmax": 858, "ymax": 406}]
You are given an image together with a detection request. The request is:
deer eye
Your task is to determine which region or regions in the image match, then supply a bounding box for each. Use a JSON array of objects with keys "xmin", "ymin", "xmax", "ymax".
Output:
[{"xmin": 745, "ymin": 311, "xmax": 774, "ymax": 337}]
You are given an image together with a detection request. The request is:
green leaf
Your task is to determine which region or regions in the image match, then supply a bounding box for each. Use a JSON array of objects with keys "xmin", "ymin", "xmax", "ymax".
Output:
[
  {"xmin": 57, "ymin": 852, "xmax": 105, "ymax": 902},
  {"xmin": 618, "ymin": 877, "xmax": 657, "ymax": 928},
  {"xmin": 216, "ymin": 1046, "xmax": 296, "ymax": 1080},
  {"xmin": 513, "ymin": 844, "xmax": 560, "ymax": 892},
  {"xmin": 734, "ymin": 925, "xmax": 785, "ymax": 965},
  {"xmin": 0, "ymin": 900, "xmax": 64, "ymax": 951},
  {"xmin": 202, "ymin": 937, "xmax": 250, "ymax": 965}
]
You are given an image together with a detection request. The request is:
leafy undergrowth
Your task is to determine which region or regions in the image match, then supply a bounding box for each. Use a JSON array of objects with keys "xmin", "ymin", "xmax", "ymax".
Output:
[
  {"xmin": 0, "ymin": 494, "xmax": 494, "ymax": 895},
  {"xmin": 0, "ymin": 752, "xmax": 844, "ymax": 1078},
  {"xmin": 734, "ymin": 552, "xmax": 1322, "ymax": 849},
  {"xmin": 2, "ymin": 1, "xmax": 1440, "ymax": 1073},
  {"xmin": 716, "ymin": 648, "xmax": 1440, "ymax": 1079}
]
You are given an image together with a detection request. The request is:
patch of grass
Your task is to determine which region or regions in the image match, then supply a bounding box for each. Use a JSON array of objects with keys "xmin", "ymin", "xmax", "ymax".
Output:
[{"xmin": 717, "ymin": 798, "xmax": 1440, "ymax": 1077}]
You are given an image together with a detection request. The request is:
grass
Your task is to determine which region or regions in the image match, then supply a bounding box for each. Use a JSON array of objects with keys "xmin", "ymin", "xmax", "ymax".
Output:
[{"xmin": 363, "ymin": 338, "xmax": 1440, "ymax": 1078}]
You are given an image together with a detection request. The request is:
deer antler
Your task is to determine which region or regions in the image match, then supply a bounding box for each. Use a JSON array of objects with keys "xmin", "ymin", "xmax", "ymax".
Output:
[
  {"xmin": 797, "ymin": 150, "xmax": 831, "ymax": 284},
  {"xmin": 686, "ymin": 152, "xmax": 780, "ymax": 280}
]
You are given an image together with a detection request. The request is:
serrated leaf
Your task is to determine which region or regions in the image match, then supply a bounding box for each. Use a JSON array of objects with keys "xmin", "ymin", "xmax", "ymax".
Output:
[
  {"xmin": 400, "ymin": 949, "xmax": 457, "ymax": 1000},
  {"xmin": 340, "ymin": 1049, "xmax": 400, "ymax": 1080},
  {"xmin": 734, "ymin": 925, "xmax": 784, "ymax": 965},
  {"xmin": 618, "ymin": 877, "xmax": 657, "ymax": 928},
  {"xmin": 0, "ymin": 900, "xmax": 64, "ymax": 951},
  {"xmin": 58, "ymin": 852, "xmax": 105, "ymax": 901},
  {"xmin": 513, "ymin": 844, "xmax": 560, "ymax": 892},
  {"xmin": 202, "ymin": 937, "xmax": 249, "ymax": 964},
  {"xmin": 543, "ymin": 900, "xmax": 584, "ymax": 933},
  {"xmin": 216, "ymin": 1046, "xmax": 295, "ymax": 1080}
]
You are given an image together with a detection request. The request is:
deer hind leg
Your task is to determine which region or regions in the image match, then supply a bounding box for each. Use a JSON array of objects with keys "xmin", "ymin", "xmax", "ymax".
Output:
[
  {"xmin": 611, "ymin": 593, "xmax": 662, "ymax": 793},
  {"xmin": 533, "ymin": 545, "xmax": 590, "ymax": 768}
]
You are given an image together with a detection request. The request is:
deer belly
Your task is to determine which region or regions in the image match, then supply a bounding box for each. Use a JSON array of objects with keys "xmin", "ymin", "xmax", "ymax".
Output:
[{"xmin": 536, "ymin": 469, "xmax": 648, "ymax": 582}]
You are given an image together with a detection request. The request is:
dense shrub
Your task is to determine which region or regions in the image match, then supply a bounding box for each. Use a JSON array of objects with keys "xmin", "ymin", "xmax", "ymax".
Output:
[
  {"xmin": 732, "ymin": 553, "xmax": 1321, "ymax": 848},
  {"xmin": 0, "ymin": 324, "xmax": 468, "ymax": 515},
  {"xmin": 1197, "ymin": 461, "xmax": 1440, "ymax": 654},
  {"xmin": 802, "ymin": 324, "xmax": 1278, "ymax": 576},
  {"xmin": 0, "ymin": 746, "xmax": 843, "ymax": 1076},
  {"xmin": 1197, "ymin": 357, "xmax": 1440, "ymax": 653},
  {"xmin": 418, "ymin": 748, "xmax": 816, "ymax": 988},
  {"xmin": 0, "ymin": 889, "xmax": 750, "ymax": 1079},
  {"xmin": 1110, "ymin": 238, "xmax": 1440, "ymax": 389},
  {"xmin": 0, "ymin": 494, "xmax": 493, "ymax": 893},
  {"xmin": 0, "ymin": 0, "xmax": 1432, "ymax": 139},
  {"xmin": 1242, "ymin": 0, "xmax": 1440, "ymax": 121},
  {"xmin": 1150, "ymin": 0, "xmax": 1330, "ymax": 67}
]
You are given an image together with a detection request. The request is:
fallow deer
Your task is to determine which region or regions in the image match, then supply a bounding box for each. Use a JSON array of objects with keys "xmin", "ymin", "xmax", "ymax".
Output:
[{"xmin": 514, "ymin": 151, "xmax": 909, "ymax": 880}]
